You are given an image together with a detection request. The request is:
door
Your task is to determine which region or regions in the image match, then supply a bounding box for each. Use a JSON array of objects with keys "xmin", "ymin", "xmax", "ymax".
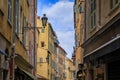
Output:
[{"xmin": 107, "ymin": 60, "xmax": 120, "ymax": 80}]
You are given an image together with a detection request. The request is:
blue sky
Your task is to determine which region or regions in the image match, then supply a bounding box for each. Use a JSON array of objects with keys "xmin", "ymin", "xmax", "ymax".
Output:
[{"xmin": 37, "ymin": 0, "xmax": 74, "ymax": 58}]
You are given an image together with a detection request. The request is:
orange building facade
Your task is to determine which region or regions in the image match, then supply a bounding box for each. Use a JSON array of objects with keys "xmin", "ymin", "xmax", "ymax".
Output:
[{"xmin": 73, "ymin": 0, "xmax": 85, "ymax": 79}]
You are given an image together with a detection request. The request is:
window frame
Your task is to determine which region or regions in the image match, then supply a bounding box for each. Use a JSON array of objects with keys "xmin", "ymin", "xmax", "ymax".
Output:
[
  {"xmin": 110, "ymin": 0, "xmax": 120, "ymax": 9},
  {"xmin": 78, "ymin": 4, "xmax": 82, "ymax": 14},
  {"xmin": 39, "ymin": 57, "xmax": 43, "ymax": 63},
  {"xmin": 41, "ymin": 28, "xmax": 45, "ymax": 33},
  {"xmin": 22, "ymin": 15, "xmax": 27, "ymax": 46},
  {"xmin": 14, "ymin": 0, "xmax": 20, "ymax": 34},
  {"xmin": 90, "ymin": 0, "xmax": 96, "ymax": 29},
  {"xmin": 41, "ymin": 42, "xmax": 45, "ymax": 47},
  {"xmin": 8, "ymin": 0, "xmax": 12, "ymax": 24}
]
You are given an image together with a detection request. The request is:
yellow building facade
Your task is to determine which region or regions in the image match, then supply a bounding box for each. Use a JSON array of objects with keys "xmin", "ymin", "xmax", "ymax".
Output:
[
  {"xmin": 0, "ymin": 0, "xmax": 37, "ymax": 80},
  {"xmin": 66, "ymin": 57, "xmax": 75, "ymax": 80},
  {"xmin": 0, "ymin": 0, "xmax": 13, "ymax": 79},
  {"xmin": 37, "ymin": 16, "xmax": 58, "ymax": 80}
]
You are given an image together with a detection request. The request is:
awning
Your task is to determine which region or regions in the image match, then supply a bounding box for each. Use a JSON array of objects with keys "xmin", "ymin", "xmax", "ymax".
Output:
[
  {"xmin": 37, "ymin": 74, "xmax": 49, "ymax": 80},
  {"xmin": 14, "ymin": 54, "xmax": 33, "ymax": 68},
  {"xmin": 0, "ymin": 49, "xmax": 7, "ymax": 56},
  {"xmin": 84, "ymin": 35, "xmax": 120, "ymax": 62},
  {"xmin": 19, "ymin": 67, "xmax": 37, "ymax": 80}
]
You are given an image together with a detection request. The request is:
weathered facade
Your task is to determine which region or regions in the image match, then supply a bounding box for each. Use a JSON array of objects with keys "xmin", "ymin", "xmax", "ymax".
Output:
[
  {"xmin": 57, "ymin": 45, "xmax": 67, "ymax": 80},
  {"xmin": 81, "ymin": 0, "xmax": 120, "ymax": 80},
  {"xmin": 66, "ymin": 57, "xmax": 75, "ymax": 80},
  {"xmin": 0, "ymin": 0, "xmax": 12, "ymax": 79},
  {"xmin": 0, "ymin": 0, "xmax": 37, "ymax": 80},
  {"xmin": 73, "ymin": 0, "xmax": 85, "ymax": 79},
  {"xmin": 28, "ymin": 0, "xmax": 37, "ymax": 75}
]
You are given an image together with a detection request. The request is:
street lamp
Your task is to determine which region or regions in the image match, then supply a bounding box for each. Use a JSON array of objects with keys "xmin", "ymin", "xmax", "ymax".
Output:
[
  {"xmin": 41, "ymin": 14, "xmax": 48, "ymax": 28},
  {"xmin": 41, "ymin": 14, "xmax": 49, "ymax": 63}
]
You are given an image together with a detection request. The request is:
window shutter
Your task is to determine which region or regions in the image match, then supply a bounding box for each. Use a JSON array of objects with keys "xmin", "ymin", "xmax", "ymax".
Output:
[{"xmin": 40, "ymin": 58, "xmax": 43, "ymax": 63}]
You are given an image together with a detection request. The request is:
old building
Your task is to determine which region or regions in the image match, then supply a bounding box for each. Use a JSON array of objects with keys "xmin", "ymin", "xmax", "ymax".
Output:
[
  {"xmin": 0, "ymin": 0, "xmax": 12, "ymax": 79},
  {"xmin": 57, "ymin": 45, "xmax": 67, "ymax": 80},
  {"xmin": 28, "ymin": 0, "xmax": 37, "ymax": 75},
  {"xmin": 66, "ymin": 57, "xmax": 75, "ymax": 80},
  {"xmin": 81, "ymin": 0, "xmax": 120, "ymax": 80},
  {"xmin": 73, "ymin": 0, "xmax": 85, "ymax": 79},
  {"xmin": 0, "ymin": 0, "xmax": 37, "ymax": 80},
  {"xmin": 37, "ymin": 15, "xmax": 58, "ymax": 80}
]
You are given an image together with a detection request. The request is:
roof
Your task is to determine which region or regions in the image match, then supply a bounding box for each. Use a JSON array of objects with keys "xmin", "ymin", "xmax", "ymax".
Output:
[{"xmin": 58, "ymin": 45, "xmax": 67, "ymax": 55}]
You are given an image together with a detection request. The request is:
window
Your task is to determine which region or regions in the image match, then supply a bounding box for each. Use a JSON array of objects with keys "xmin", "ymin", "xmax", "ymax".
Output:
[
  {"xmin": 78, "ymin": 4, "xmax": 82, "ymax": 13},
  {"xmin": 41, "ymin": 28, "xmax": 44, "ymax": 33},
  {"xmin": 90, "ymin": 0, "xmax": 96, "ymax": 29},
  {"xmin": 41, "ymin": 42, "xmax": 44, "ymax": 47},
  {"xmin": 110, "ymin": 0, "xmax": 120, "ymax": 9},
  {"xmin": 22, "ymin": 16, "xmax": 26, "ymax": 46},
  {"xmin": 14, "ymin": 0, "xmax": 20, "ymax": 34},
  {"xmin": 74, "ymin": 5, "xmax": 78, "ymax": 13},
  {"xmin": 27, "ymin": 0, "xmax": 30, "ymax": 6},
  {"xmin": 5, "ymin": 48, "xmax": 9, "ymax": 60},
  {"xmin": 8, "ymin": 0, "xmax": 12, "ymax": 23},
  {"xmin": 39, "ymin": 57, "xmax": 43, "ymax": 63}
]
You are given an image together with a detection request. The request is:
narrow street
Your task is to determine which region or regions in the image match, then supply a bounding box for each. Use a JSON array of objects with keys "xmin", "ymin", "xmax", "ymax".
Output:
[{"xmin": 0, "ymin": 0, "xmax": 120, "ymax": 80}]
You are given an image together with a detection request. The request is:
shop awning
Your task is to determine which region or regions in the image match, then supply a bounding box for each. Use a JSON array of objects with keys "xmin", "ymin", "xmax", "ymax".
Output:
[
  {"xmin": 14, "ymin": 54, "xmax": 33, "ymax": 68},
  {"xmin": 0, "ymin": 49, "xmax": 7, "ymax": 56},
  {"xmin": 19, "ymin": 68, "xmax": 37, "ymax": 80},
  {"xmin": 37, "ymin": 74, "xmax": 49, "ymax": 80},
  {"xmin": 84, "ymin": 35, "xmax": 120, "ymax": 62}
]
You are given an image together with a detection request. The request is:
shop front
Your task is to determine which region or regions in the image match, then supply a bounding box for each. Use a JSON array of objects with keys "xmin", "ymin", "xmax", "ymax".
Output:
[
  {"xmin": 83, "ymin": 35, "xmax": 120, "ymax": 80},
  {"xmin": 14, "ymin": 54, "xmax": 37, "ymax": 80}
]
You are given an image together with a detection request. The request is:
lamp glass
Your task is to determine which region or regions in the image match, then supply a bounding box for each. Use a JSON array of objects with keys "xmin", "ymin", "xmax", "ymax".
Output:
[{"xmin": 41, "ymin": 14, "xmax": 48, "ymax": 27}]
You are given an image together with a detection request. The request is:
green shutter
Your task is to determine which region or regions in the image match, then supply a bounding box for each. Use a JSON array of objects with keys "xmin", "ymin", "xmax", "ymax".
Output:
[
  {"xmin": 40, "ymin": 58, "xmax": 43, "ymax": 63},
  {"xmin": 22, "ymin": 16, "xmax": 26, "ymax": 46},
  {"xmin": 41, "ymin": 28, "xmax": 44, "ymax": 33},
  {"xmin": 90, "ymin": 0, "xmax": 96, "ymax": 29}
]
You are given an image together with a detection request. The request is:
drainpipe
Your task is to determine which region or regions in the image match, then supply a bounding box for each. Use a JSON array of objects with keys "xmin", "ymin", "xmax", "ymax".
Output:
[
  {"xmin": 33, "ymin": 0, "xmax": 36, "ymax": 76},
  {"xmin": 10, "ymin": 44, "xmax": 15, "ymax": 80},
  {"xmin": 33, "ymin": 0, "xmax": 37, "ymax": 76},
  {"xmin": 10, "ymin": 6, "xmax": 16, "ymax": 80},
  {"xmin": 82, "ymin": 0, "xmax": 87, "ymax": 66},
  {"xmin": 84, "ymin": 0, "xmax": 86, "ymax": 41}
]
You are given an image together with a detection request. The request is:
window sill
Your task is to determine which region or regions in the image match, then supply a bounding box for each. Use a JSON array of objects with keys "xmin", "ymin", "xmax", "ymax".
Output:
[{"xmin": 89, "ymin": 25, "xmax": 96, "ymax": 32}]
